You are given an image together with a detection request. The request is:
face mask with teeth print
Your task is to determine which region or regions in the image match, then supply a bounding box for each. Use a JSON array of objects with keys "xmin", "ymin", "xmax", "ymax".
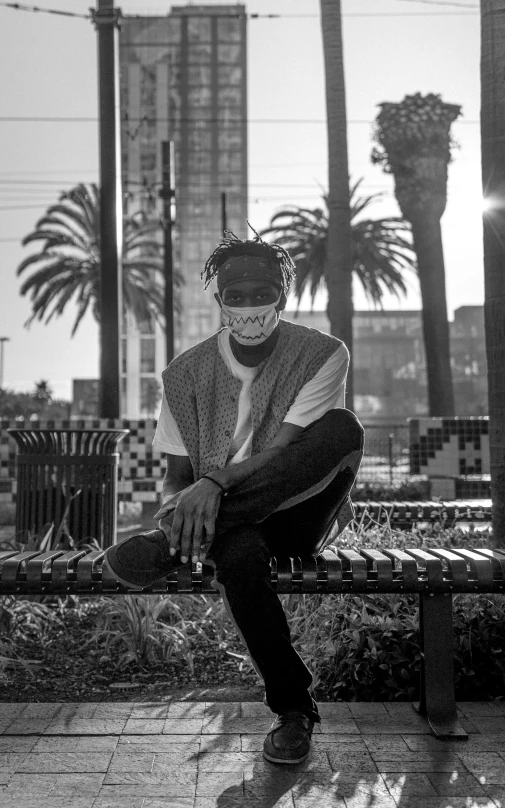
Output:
[{"xmin": 219, "ymin": 294, "xmax": 282, "ymax": 345}]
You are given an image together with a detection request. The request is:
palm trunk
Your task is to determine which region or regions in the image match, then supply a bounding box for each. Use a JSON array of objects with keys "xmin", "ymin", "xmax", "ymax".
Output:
[
  {"xmin": 481, "ymin": 0, "xmax": 505, "ymax": 546},
  {"xmin": 410, "ymin": 213, "xmax": 455, "ymax": 416},
  {"xmin": 320, "ymin": 0, "xmax": 354, "ymax": 409}
]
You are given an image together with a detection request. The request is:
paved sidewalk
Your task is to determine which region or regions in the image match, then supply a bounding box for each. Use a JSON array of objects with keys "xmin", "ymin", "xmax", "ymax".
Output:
[{"xmin": 0, "ymin": 701, "xmax": 504, "ymax": 807}]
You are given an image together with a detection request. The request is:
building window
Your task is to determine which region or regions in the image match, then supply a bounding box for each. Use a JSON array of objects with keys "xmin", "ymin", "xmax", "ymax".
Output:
[
  {"xmin": 140, "ymin": 377, "xmax": 162, "ymax": 417},
  {"xmin": 140, "ymin": 338, "xmax": 156, "ymax": 373}
]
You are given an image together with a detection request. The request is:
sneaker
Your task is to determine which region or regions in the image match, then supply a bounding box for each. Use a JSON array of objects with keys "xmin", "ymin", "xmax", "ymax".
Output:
[
  {"xmin": 104, "ymin": 529, "xmax": 186, "ymax": 588},
  {"xmin": 263, "ymin": 711, "xmax": 315, "ymax": 764}
]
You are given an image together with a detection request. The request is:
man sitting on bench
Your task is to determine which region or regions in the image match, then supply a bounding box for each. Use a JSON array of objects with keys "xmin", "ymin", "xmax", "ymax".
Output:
[{"xmin": 105, "ymin": 231, "xmax": 364, "ymax": 764}]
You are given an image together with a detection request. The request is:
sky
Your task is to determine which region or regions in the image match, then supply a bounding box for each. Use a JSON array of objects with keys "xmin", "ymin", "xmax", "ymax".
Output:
[{"xmin": 0, "ymin": 0, "xmax": 481, "ymax": 399}]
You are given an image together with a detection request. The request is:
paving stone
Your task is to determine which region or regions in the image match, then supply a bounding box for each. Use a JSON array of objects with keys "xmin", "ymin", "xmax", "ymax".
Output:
[
  {"xmin": 362, "ymin": 735, "xmax": 412, "ymax": 754},
  {"xmin": 311, "ymin": 735, "xmax": 368, "ymax": 751},
  {"xmin": 195, "ymin": 796, "xmax": 295, "ymax": 808},
  {"xmin": 108, "ymin": 752, "xmax": 155, "ymax": 771},
  {"xmin": 402, "ymin": 735, "xmax": 494, "ymax": 753},
  {"xmin": 118, "ymin": 739, "xmax": 201, "ymax": 755},
  {"xmin": 318, "ymin": 720, "xmax": 360, "ymax": 734},
  {"xmin": 3, "ymin": 772, "xmax": 59, "ymax": 791},
  {"xmin": 347, "ymin": 703, "xmax": 390, "ymax": 719},
  {"xmin": 355, "ymin": 720, "xmax": 431, "ymax": 735},
  {"xmin": 0, "ymin": 753, "xmax": 27, "ymax": 769},
  {"xmin": 316, "ymin": 703, "xmax": 353, "ymax": 719},
  {"xmin": 56, "ymin": 703, "xmax": 99, "ymax": 718},
  {"xmin": 152, "ymin": 749, "xmax": 201, "ymax": 767},
  {"xmin": 378, "ymin": 761, "xmax": 468, "ymax": 773},
  {"xmin": 168, "ymin": 702, "xmax": 207, "ymax": 718},
  {"xmin": 426, "ymin": 771, "xmax": 487, "ymax": 796},
  {"xmin": 241, "ymin": 703, "xmax": 270, "ymax": 718},
  {"xmin": 103, "ymin": 770, "xmax": 197, "ymax": 791},
  {"xmin": 459, "ymin": 703, "xmax": 501, "ymax": 716},
  {"xmin": 4, "ymin": 719, "xmax": 53, "ymax": 734},
  {"xmin": 74, "ymin": 736, "xmax": 119, "ymax": 752},
  {"xmin": 0, "ymin": 797, "xmax": 96, "ymax": 808},
  {"xmin": 196, "ymin": 770, "xmax": 243, "ymax": 795},
  {"xmin": 0, "ymin": 704, "xmax": 27, "ymax": 720},
  {"xmin": 18, "ymin": 704, "xmax": 62, "ymax": 720},
  {"xmin": 291, "ymin": 791, "xmax": 346, "ymax": 808},
  {"xmin": 91, "ymin": 795, "xmax": 145, "ymax": 808},
  {"xmin": 388, "ymin": 800, "xmax": 496, "ymax": 808},
  {"xmin": 195, "ymin": 751, "xmax": 258, "ymax": 772},
  {"xmin": 482, "ymin": 784, "xmax": 505, "ymax": 804},
  {"xmin": 94, "ymin": 785, "xmax": 183, "ymax": 800},
  {"xmin": 465, "ymin": 718, "xmax": 505, "ymax": 734},
  {"xmin": 199, "ymin": 734, "xmax": 241, "ymax": 752},
  {"xmin": 372, "ymin": 750, "xmax": 465, "ymax": 765},
  {"xmin": 17, "ymin": 752, "xmax": 113, "ymax": 772},
  {"xmin": 93, "ymin": 704, "xmax": 134, "ymax": 719},
  {"xmin": 0, "ymin": 736, "xmax": 37, "ymax": 752},
  {"xmin": 458, "ymin": 752, "xmax": 505, "ymax": 784},
  {"xmin": 204, "ymin": 702, "xmax": 242, "ymax": 719},
  {"xmin": 129, "ymin": 705, "xmax": 171, "ymax": 720},
  {"xmin": 383, "ymin": 772, "xmax": 441, "ymax": 798},
  {"xmin": 142, "ymin": 800, "xmax": 196, "ymax": 808},
  {"xmin": 119, "ymin": 733, "xmax": 198, "ymax": 745},
  {"xmin": 122, "ymin": 718, "xmax": 166, "ymax": 734},
  {"xmin": 163, "ymin": 718, "xmax": 205, "ymax": 735},
  {"xmin": 0, "ymin": 768, "xmax": 14, "ymax": 785},
  {"xmin": 33, "ymin": 736, "xmax": 79, "ymax": 751},
  {"xmin": 327, "ymin": 750, "xmax": 378, "ymax": 772},
  {"xmin": 44, "ymin": 718, "xmax": 126, "ymax": 735},
  {"xmin": 51, "ymin": 772, "xmax": 105, "ymax": 794},
  {"xmin": 202, "ymin": 717, "xmax": 272, "ymax": 735}
]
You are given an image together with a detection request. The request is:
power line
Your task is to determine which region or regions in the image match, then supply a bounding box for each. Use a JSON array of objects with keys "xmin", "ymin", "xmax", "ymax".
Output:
[
  {"xmin": 0, "ymin": 2, "xmax": 479, "ymax": 16},
  {"xmin": 0, "ymin": 116, "xmax": 480, "ymax": 124}
]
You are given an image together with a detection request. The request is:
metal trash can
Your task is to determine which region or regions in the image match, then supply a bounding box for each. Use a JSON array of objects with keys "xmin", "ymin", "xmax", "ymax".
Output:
[{"xmin": 8, "ymin": 428, "xmax": 129, "ymax": 549}]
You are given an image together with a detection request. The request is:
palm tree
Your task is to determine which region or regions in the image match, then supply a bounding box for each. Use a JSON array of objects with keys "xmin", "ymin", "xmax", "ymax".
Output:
[
  {"xmin": 261, "ymin": 180, "xmax": 416, "ymax": 313},
  {"xmin": 17, "ymin": 183, "xmax": 181, "ymax": 336},
  {"xmin": 481, "ymin": 0, "xmax": 505, "ymax": 546},
  {"xmin": 319, "ymin": 0, "xmax": 354, "ymax": 405},
  {"xmin": 371, "ymin": 92, "xmax": 461, "ymax": 417}
]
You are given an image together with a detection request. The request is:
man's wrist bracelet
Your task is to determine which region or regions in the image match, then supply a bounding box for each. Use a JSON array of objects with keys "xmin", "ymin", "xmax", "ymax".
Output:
[{"xmin": 201, "ymin": 474, "xmax": 226, "ymax": 495}]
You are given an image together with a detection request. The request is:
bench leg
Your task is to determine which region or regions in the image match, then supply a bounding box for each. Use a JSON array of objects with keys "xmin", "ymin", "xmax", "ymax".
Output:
[{"xmin": 414, "ymin": 592, "xmax": 468, "ymax": 740}]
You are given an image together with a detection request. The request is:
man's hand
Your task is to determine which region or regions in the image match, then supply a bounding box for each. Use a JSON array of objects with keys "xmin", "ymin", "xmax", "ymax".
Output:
[{"xmin": 156, "ymin": 477, "xmax": 223, "ymax": 564}]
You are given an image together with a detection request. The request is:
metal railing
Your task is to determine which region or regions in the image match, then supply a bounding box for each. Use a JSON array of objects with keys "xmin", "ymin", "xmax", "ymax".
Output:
[{"xmin": 358, "ymin": 424, "xmax": 410, "ymax": 486}]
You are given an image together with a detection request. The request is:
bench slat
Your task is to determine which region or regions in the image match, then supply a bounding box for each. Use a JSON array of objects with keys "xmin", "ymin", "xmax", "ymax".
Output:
[
  {"xmin": 403, "ymin": 549, "xmax": 445, "ymax": 591},
  {"xmin": 358, "ymin": 549, "xmax": 394, "ymax": 592},
  {"xmin": 448, "ymin": 549, "xmax": 495, "ymax": 590},
  {"xmin": 26, "ymin": 550, "xmax": 65, "ymax": 592},
  {"xmin": 337, "ymin": 549, "xmax": 368, "ymax": 592},
  {"xmin": 425, "ymin": 549, "xmax": 470, "ymax": 591},
  {"xmin": 381, "ymin": 549, "xmax": 420, "ymax": 592}
]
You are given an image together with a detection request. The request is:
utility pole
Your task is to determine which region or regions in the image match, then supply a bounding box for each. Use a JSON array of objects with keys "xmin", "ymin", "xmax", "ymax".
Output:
[
  {"xmin": 160, "ymin": 141, "xmax": 176, "ymax": 365},
  {"xmin": 221, "ymin": 191, "xmax": 227, "ymax": 235},
  {"xmin": 91, "ymin": 0, "xmax": 123, "ymax": 419},
  {"xmin": 0, "ymin": 337, "xmax": 9, "ymax": 389}
]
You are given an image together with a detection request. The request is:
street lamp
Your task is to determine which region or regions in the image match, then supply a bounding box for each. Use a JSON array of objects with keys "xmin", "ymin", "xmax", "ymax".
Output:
[{"xmin": 0, "ymin": 337, "xmax": 10, "ymax": 389}]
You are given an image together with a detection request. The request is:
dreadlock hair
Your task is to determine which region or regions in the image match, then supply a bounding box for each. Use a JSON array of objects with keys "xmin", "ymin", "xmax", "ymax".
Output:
[{"xmin": 201, "ymin": 225, "xmax": 296, "ymax": 293}]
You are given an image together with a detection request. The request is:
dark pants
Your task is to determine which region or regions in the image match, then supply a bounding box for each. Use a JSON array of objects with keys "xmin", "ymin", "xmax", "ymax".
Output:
[{"xmin": 205, "ymin": 408, "xmax": 364, "ymax": 723}]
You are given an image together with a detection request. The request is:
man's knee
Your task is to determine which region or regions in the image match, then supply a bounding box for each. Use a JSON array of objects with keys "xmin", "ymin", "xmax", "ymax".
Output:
[{"xmin": 319, "ymin": 408, "xmax": 364, "ymax": 451}]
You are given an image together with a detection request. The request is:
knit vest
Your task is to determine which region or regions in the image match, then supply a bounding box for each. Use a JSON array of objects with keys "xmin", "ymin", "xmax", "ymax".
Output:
[{"xmin": 162, "ymin": 319, "xmax": 342, "ymax": 480}]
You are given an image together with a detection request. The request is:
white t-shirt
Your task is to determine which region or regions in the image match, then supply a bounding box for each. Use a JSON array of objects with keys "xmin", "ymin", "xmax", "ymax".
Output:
[{"xmin": 153, "ymin": 330, "xmax": 349, "ymax": 464}]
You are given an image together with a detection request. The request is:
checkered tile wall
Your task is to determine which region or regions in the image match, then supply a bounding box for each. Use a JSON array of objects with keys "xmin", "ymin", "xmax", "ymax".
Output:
[
  {"xmin": 409, "ymin": 417, "xmax": 490, "ymax": 498},
  {"xmin": 0, "ymin": 419, "xmax": 166, "ymax": 505}
]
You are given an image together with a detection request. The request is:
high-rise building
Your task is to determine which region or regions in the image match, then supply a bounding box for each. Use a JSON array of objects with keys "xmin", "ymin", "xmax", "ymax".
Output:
[{"xmin": 119, "ymin": 5, "xmax": 248, "ymax": 417}]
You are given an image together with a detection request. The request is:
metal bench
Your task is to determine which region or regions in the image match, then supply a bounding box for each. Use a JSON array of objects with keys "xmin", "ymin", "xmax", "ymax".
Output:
[{"xmin": 1, "ymin": 543, "xmax": 504, "ymax": 741}]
